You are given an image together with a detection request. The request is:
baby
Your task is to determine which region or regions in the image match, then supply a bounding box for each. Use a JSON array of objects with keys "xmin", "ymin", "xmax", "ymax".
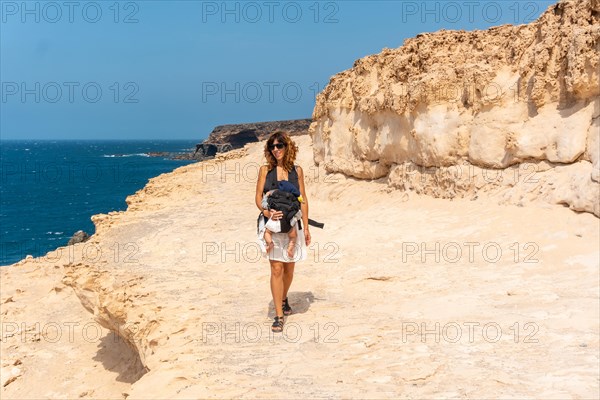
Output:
[{"xmin": 262, "ymin": 181, "xmax": 303, "ymax": 259}]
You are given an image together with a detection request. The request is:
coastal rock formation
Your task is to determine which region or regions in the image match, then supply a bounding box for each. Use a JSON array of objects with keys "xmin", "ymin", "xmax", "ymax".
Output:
[
  {"xmin": 310, "ymin": 0, "xmax": 600, "ymax": 216},
  {"xmin": 146, "ymin": 119, "xmax": 311, "ymax": 161},
  {"xmin": 192, "ymin": 118, "xmax": 310, "ymax": 158},
  {"xmin": 193, "ymin": 143, "xmax": 234, "ymax": 158},
  {"xmin": 67, "ymin": 230, "xmax": 90, "ymax": 245},
  {"xmin": 205, "ymin": 118, "xmax": 311, "ymax": 146},
  {"xmin": 2, "ymin": 1, "xmax": 600, "ymax": 398},
  {"xmin": 144, "ymin": 119, "xmax": 311, "ymax": 161},
  {"xmin": 5, "ymin": 136, "xmax": 596, "ymax": 398},
  {"xmin": 146, "ymin": 151, "xmax": 205, "ymax": 161},
  {"xmin": 194, "ymin": 118, "xmax": 311, "ymax": 157}
]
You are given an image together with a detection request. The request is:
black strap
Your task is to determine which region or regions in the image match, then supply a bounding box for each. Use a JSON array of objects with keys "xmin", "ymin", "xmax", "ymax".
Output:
[
  {"xmin": 308, "ymin": 219, "xmax": 324, "ymax": 229},
  {"xmin": 258, "ymin": 213, "xmax": 324, "ymax": 233},
  {"xmin": 264, "ymin": 165, "xmax": 299, "ymax": 193},
  {"xmin": 264, "ymin": 168, "xmax": 276, "ymax": 193}
]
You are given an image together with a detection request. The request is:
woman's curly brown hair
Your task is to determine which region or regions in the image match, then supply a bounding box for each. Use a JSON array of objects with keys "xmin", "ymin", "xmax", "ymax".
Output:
[{"xmin": 264, "ymin": 131, "xmax": 298, "ymax": 172}]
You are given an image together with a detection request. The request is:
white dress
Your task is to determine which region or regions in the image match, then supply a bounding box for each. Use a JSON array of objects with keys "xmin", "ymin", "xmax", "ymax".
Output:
[{"xmin": 257, "ymin": 214, "xmax": 307, "ymax": 263}]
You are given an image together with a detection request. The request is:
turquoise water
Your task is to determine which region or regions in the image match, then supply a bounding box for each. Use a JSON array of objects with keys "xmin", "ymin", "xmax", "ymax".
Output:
[{"xmin": 0, "ymin": 140, "xmax": 198, "ymax": 265}]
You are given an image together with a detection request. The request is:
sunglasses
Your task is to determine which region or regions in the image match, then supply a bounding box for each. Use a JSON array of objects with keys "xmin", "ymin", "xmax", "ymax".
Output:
[{"xmin": 268, "ymin": 143, "xmax": 286, "ymax": 151}]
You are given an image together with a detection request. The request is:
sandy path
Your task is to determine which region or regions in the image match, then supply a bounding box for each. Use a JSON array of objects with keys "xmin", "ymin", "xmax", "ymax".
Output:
[{"xmin": 2, "ymin": 135, "xmax": 598, "ymax": 398}]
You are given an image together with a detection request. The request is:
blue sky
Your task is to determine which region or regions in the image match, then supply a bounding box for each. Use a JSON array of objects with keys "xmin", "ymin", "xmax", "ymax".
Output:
[{"xmin": 1, "ymin": 0, "xmax": 554, "ymax": 140}]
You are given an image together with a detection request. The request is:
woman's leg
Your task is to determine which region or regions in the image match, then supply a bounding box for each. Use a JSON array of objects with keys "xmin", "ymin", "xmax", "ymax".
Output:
[
  {"xmin": 270, "ymin": 260, "xmax": 285, "ymax": 317},
  {"xmin": 282, "ymin": 262, "xmax": 295, "ymax": 300}
]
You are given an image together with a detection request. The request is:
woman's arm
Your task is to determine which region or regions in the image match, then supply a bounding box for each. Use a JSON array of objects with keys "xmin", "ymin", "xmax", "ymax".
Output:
[
  {"xmin": 256, "ymin": 165, "xmax": 271, "ymax": 218},
  {"xmin": 297, "ymin": 166, "xmax": 310, "ymax": 237}
]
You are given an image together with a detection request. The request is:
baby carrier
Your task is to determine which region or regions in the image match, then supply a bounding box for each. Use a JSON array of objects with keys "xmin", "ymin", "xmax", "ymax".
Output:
[
  {"xmin": 266, "ymin": 187, "xmax": 301, "ymax": 233},
  {"xmin": 256, "ymin": 165, "xmax": 325, "ymax": 236},
  {"xmin": 262, "ymin": 166, "xmax": 302, "ymax": 233}
]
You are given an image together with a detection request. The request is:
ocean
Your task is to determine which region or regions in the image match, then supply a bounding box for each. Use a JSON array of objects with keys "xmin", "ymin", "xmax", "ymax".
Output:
[{"xmin": 0, "ymin": 140, "xmax": 199, "ymax": 266}]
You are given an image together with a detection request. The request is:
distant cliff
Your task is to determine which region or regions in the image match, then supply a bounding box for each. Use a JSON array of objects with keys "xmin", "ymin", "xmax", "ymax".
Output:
[
  {"xmin": 146, "ymin": 119, "xmax": 311, "ymax": 160},
  {"xmin": 194, "ymin": 118, "xmax": 311, "ymax": 157},
  {"xmin": 205, "ymin": 118, "xmax": 311, "ymax": 144}
]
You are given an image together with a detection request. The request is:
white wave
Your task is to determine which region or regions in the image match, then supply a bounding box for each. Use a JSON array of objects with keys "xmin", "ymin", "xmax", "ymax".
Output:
[{"xmin": 102, "ymin": 153, "xmax": 150, "ymax": 158}]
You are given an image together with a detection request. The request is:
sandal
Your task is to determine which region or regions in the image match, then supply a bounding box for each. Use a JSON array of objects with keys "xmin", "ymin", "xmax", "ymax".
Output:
[
  {"xmin": 272, "ymin": 316, "xmax": 284, "ymax": 333},
  {"xmin": 283, "ymin": 297, "xmax": 292, "ymax": 316}
]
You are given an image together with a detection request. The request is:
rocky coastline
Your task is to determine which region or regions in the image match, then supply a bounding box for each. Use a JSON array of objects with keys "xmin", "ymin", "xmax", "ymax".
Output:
[
  {"xmin": 1, "ymin": 1, "xmax": 598, "ymax": 398},
  {"xmin": 145, "ymin": 118, "xmax": 311, "ymax": 161}
]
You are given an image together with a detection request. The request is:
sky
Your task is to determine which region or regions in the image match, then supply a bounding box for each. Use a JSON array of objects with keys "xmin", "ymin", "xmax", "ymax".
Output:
[{"xmin": 0, "ymin": 0, "xmax": 554, "ymax": 140}]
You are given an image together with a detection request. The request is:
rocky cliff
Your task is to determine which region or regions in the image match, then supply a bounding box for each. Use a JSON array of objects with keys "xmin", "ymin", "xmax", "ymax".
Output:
[
  {"xmin": 143, "ymin": 119, "xmax": 311, "ymax": 161},
  {"xmin": 3, "ymin": 2, "xmax": 600, "ymax": 398},
  {"xmin": 199, "ymin": 118, "xmax": 311, "ymax": 152},
  {"xmin": 310, "ymin": 0, "xmax": 599, "ymax": 216}
]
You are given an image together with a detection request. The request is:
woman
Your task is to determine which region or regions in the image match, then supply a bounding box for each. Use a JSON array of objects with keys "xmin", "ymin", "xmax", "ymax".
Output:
[{"xmin": 255, "ymin": 131, "xmax": 311, "ymax": 333}]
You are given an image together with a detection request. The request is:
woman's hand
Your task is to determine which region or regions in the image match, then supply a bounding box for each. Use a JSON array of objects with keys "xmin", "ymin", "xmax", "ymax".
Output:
[{"xmin": 304, "ymin": 228, "xmax": 311, "ymax": 246}]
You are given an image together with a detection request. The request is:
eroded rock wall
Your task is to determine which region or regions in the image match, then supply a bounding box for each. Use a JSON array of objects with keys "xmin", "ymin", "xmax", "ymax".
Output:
[{"xmin": 310, "ymin": 0, "xmax": 600, "ymax": 215}]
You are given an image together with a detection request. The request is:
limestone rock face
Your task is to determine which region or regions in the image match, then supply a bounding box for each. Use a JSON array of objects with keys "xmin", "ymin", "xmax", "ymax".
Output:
[{"xmin": 310, "ymin": 0, "xmax": 599, "ymax": 215}]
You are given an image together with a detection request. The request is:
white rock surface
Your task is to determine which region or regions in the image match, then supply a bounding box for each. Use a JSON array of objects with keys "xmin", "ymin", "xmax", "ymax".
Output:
[{"xmin": 310, "ymin": 0, "xmax": 600, "ymax": 216}]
